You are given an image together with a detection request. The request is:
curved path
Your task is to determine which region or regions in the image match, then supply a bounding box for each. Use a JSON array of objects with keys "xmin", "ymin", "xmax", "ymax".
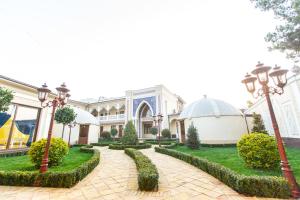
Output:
[{"xmin": 0, "ymin": 147, "xmax": 279, "ymax": 200}]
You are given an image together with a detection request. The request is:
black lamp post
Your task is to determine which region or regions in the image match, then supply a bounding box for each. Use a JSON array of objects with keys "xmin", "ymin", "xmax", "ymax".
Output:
[{"xmin": 153, "ymin": 113, "xmax": 163, "ymax": 147}]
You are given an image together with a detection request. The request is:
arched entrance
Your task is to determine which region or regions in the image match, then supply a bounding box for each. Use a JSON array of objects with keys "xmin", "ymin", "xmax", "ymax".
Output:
[{"xmin": 136, "ymin": 102, "xmax": 154, "ymax": 138}]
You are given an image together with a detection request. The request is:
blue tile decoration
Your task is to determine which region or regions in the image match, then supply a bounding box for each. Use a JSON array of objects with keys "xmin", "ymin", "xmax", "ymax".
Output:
[{"xmin": 133, "ymin": 96, "xmax": 156, "ymax": 117}]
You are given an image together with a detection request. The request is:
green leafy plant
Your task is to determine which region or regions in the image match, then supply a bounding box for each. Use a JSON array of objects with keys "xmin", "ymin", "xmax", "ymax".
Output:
[
  {"xmin": 252, "ymin": 113, "xmax": 268, "ymax": 134},
  {"xmin": 155, "ymin": 147, "xmax": 290, "ymax": 198},
  {"xmin": 109, "ymin": 143, "xmax": 151, "ymax": 150},
  {"xmin": 150, "ymin": 127, "xmax": 158, "ymax": 136},
  {"xmin": 125, "ymin": 148, "xmax": 159, "ymax": 191},
  {"xmin": 55, "ymin": 107, "xmax": 76, "ymax": 139},
  {"xmin": 110, "ymin": 128, "xmax": 118, "ymax": 139},
  {"xmin": 121, "ymin": 121, "xmax": 138, "ymax": 145},
  {"xmin": 100, "ymin": 131, "xmax": 111, "ymax": 140},
  {"xmin": 237, "ymin": 133, "xmax": 280, "ymax": 169},
  {"xmin": 28, "ymin": 138, "xmax": 69, "ymax": 168},
  {"xmin": 186, "ymin": 123, "xmax": 200, "ymax": 149},
  {"xmin": 161, "ymin": 129, "xmax": 171, "ymax": 139},
  {"xmin": 0, "ymin": 88, "xmax": 13, "ymax": 112}
]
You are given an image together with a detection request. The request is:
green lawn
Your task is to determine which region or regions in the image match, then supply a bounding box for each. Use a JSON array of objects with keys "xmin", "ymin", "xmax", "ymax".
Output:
[
  {"xmin": 172, "ymin": 145, "xmax": 300, "ymax": 182},
  {"xmin": 0, "ymin": 147, "xmax": 93, "ymax": 172}
]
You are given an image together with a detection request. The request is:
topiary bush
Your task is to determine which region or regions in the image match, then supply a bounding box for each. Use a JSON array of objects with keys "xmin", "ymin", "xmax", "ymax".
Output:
[
  {"xmin": 28, "ymin": 138, "xmax": 69, "ymax": 168},
  {"xmin": 186, "ymin": 123, "xmax": 200, "ymax": 149},
  {"xmin": 161, "ymin": 129, "xmax": 171, "ymax": 139},
  {"xmin": 121, "ymin": 121, "xmax": 138, "ymax": 145},
  {"xmin": 100, "ymin": 131, "xmax": 111, "ymax": 140},
  {"xmin": 110, "ymin": 128, "xmax": 118, "ymax": 138},
  {"xmin": 237, "ymin": 133, "xmax": 280, "ymax": 169}
]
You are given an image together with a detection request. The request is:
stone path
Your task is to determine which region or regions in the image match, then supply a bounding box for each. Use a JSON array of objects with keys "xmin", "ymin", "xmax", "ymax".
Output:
[{"xmin": 0, "ymin": 147, "xmax": 282, "ymax": 200}]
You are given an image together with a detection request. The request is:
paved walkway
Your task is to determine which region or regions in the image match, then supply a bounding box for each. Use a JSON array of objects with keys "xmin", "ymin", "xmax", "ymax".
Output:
[{"xmin": 0, "ymin": 147, "xmax": 281, "ymax": 200}]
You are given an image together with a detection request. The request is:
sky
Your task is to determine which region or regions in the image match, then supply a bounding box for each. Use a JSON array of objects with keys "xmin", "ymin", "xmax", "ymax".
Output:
[{"xmin": 0, "ymin": 0, "xmax": 295, "ymax": 108}]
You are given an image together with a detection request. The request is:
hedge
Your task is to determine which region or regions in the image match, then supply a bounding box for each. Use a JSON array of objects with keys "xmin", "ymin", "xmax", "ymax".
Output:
[
  {"xmin": 0, "ymin": 149, "xmax": 28, "ymax": 157},
  {"xmin": 154, "ymin": 147, "xmax": 290, "ymax": 198},
  {"xmin": 0, "ymin": 146, "xmax": 100, "ymax": 188},
  {"xmin": 91, "ymin": 141, "xmax": 119, "ymax": 146},
  {"xmin": 125, "ymin": 148, "xmax": 159, "ymax": 191},
  {"xmin": 109, "ymin": 143, "xmax": 151, "ymax": 150},
  {"xmin": 144, "ymin": 141, "xmax": 173, "ymax": 145}
]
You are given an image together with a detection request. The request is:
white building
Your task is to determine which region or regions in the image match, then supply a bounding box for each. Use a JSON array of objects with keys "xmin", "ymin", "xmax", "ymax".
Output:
[{"xmin": 245, "ymin": 71, "xmax": 300, "ymax": 146}]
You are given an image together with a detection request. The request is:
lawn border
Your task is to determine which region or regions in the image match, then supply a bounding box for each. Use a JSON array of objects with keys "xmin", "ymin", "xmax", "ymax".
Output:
[
  {"xmin": 155, "ymin": 146, "xmax": 290, "ymax": 199},
  {"xmin": 124, "ymin": 148, "xmax": 159, "ymax": 191},
  {"xmin": 0, "ymin": 146, "xmax": 100, "ymax": 188},
  {"xmin": 109, "ymin": 143, "xmax": 151, "ymax": 150}
]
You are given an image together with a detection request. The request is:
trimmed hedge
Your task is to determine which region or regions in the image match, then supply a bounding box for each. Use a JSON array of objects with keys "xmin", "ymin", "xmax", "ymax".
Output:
[
  {"xmin": 0, "ymin": 146, "xmax": 100, "ymax": 188},
  {"xmin": 91, "ymin": 141, "xmax": 119, "ymax": 146},
  {"xmin": 125, "ymin": 148, "xmax": 159, "ymax": 191},
  {"xmin": 0, "ymin": 149, "xmax": 28, "ymax": 157},
  {"xmin": 109, "ymin": 143, "xmax": 151, "ymax": 150},
  {"xmin": 144, "ymin": 141, "xmax": 173, "ymax": 145},
  {"xmin": 154, "ymin": 147, "xmax": 290, "ymax": 198}
]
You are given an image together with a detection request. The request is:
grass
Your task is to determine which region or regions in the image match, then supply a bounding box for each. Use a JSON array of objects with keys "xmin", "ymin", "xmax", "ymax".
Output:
[
  {"xmin": 0, "ymin": 147, "xmax": 93, "ymax": 172},
  {"xmin": 172, "ymin": 145, "xmax": 300, "ymax": 182}
]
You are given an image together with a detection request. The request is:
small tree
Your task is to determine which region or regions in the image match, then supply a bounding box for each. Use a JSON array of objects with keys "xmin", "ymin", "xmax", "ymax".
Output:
[
  {"xmin": 55, "ymin": 107, "xmax": 76, "ymax": 139},
  {"xmin": 186, "ymin": 123, "xmax": 200, "ymax": 149},
  {"xmin": 121, "ymin": 121, "xmax": 138, "ymax": 145},
  {"xmin": 0, "ymin": 88, "xmax": 14, "ymax": 112},
  {"xmin": 161, "ymin": 129, "xmax": 171, "ymax": 139},
  {"xmin": 100, "ymin": 131, "xmax": 111, "ymax": 140},
  {"xmin": 111, "ymin": 128, "xmax": 118, "ymax": 139},
  {"xmin": 150, "ymin": 127, "xmax": 158, "ymax": 136},
  {"xmin": 252, "ymin": 112, "xmax": 268, "ymax": 134}
]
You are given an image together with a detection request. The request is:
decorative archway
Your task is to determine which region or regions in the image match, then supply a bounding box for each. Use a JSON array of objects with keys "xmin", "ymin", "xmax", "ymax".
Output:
[{"xmin": 135, "ymin": 101, "xmax": 154, "ymax": 138}]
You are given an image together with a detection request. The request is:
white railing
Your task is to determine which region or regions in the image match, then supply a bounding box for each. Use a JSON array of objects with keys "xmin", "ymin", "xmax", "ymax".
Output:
[{"xmin": 98, "ymin": 114, "xmax": 125, "ymax": 121}]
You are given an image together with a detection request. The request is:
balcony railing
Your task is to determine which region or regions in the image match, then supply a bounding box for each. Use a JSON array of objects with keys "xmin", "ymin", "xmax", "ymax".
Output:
[{"xmin": 98, "ymin": 114, "xmax": 125, "ymax": 121}]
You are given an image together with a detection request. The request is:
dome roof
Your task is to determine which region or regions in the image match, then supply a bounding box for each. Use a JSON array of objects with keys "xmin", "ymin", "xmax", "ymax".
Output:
[
  {"xmin": 180, "ymin": 96, "xmax": 242, "ymax": 119},
  {"xmin": 73, "ymin": 107, "xmax": 99, "ymax": 125}
]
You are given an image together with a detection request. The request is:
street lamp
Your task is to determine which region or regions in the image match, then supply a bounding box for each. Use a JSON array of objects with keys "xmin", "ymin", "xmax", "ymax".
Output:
[
  {"xmin": 242, "ymin": 62, "xmax": 300, "ymax": 198},
  {"xmin": 37, "ymin": 83, "xmax": 70, "ymax": 173},
  {"xmin": 153, "ymin": 113, "xmax": 163, "ymax": 147}
]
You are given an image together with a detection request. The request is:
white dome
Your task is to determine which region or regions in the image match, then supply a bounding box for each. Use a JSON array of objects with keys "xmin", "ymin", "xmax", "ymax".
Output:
[
  {"xmin": 73, "ymin": 107, "xmax": 99, "ymax": 125},
  {"xmin": 180, "ymin": 96, "xmax": 242, "ymax": 119}
]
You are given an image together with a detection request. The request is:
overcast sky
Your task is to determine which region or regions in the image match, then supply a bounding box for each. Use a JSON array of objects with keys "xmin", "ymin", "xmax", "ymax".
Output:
[{"xmin": 0, "ymin": 0, "xmax": 295, "ymax": 108}]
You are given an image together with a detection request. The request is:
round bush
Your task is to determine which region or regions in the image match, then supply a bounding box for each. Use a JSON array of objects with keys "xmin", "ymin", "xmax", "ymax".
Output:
[
  {"xmin": 100, "ymin": 131, "xmax": 111, "ymax": 139},
  {"xmin": 237, "ymin": 133, "xmax": 280, "ymax": 169},
  {"xmin": 28, "ymin": 137, "xmax": 69, "ymax": 168},
  {"xmin": 161, "ymin": 129, "xmax": 171, "ymax": 139}
]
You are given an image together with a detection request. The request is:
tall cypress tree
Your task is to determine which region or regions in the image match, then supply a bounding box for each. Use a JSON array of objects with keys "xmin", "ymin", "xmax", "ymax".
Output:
[
  {"xmin": 186, "ymin": 123, "xmax": 200, "ymax": 149},
  {"xmin": 251, "ymin": 112, "xmax": 268, "ymax": 134},
  {"xmin": 121, "ymin": 121, "xmax": 138, "ymax": 145}
]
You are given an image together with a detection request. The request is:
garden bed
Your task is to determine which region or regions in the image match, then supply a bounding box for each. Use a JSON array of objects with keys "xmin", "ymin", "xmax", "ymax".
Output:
[
  {"xmin": 155, "ymin": 146, "xmax": 291, "ymax": 198},
  {"xmin": 109, "ymin": 143, "xmax": 151, "ymax": 150},
  {"xmin": 0, "ymin": 146, "xmax": 100, "ymax": 188},
  {"xmin": 125, "ymin": 148, "xmax": 159, "ymax": 191}
]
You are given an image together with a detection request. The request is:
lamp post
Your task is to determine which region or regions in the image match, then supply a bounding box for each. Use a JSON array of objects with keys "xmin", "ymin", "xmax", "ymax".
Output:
[
  {"xmin": 153, "ymin": 113, "xmax": 163, "ymax": 147},
  {"xmin": 242, "ymin": 62, "xmax": 300, "ymax": 198},
  {"xmin": 37, "ymin": 83, "xmax": 70, "ymax": 173},
  {"xmin": 68, "ymin": 121, "xmax": 76, "ymax": 147}
]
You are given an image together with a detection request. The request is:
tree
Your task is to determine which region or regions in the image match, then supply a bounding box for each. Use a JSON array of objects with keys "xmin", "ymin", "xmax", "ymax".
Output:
[
  {"xmin": 121, "ymin": 121, "xmax": 138, "ymax": 145},
  {"xmin": 161, "ymin": 129, "xmax": 171, "ymax": 139},
  {"xmin": 55, "ymin": 107, "xmax": 76, "ymax": 139},
  {"xmin": 186, "ymin": 123, "xmax": 200, "ymax": 149},
  {"xmin": 251, "ymin": 112, "xmax": 268, "ymax": 134},
  {"xmin": 150, "ymin": 127, "xmax": 158, "ymax": 136},
  {"xmin": 250, "ymin": 0, "xmax": 300, "ymax": 61},
  {"xmin": 110, "ymin": 128, "xmax": 118, "ymax": 139},
  {"xmin": 0, "ymin": 88, "xmax": 13, "ymax": 112}
]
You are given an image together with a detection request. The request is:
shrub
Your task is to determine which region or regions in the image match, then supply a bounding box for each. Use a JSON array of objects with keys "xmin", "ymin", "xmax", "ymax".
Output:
[
  {"xmin": 150, "ymin": 127, "xmax": 158, "ymax": 135},
  {"xmin": 154, "ymin": 147, "xmax": 290, "ymax": 198},
  {"xmin": 0, "ymin": 147, "xmax": 100, "ymax": 188},
  {"xmin": 121, "ymin": 121, "xmax": 138, "ymax": 145},
  {"xmin": 0, "ymin": 87, "xmax": 13, "ymax": 112},
  {"xmin": 110, "ymin": 128, "xmax": 118, "ymax": 138},
  {"xmin": 100, "ymin": 131, "xmax": 111, "ymax": 139},
  {"xmin": 237, "ymin": 133, "xmax": 280, "ymax": 169},
  {"xmin": 161, "ymin": 129, "xmax": 171, "ymax": 139},
  {"xmin": 125, "ymin": 148, "xmax": 159, "ymax": 191},
  {"xmin": 186, "ymin": 124, "xmax": 200, "ymax": 149},
  {"xmin": 109, "ymin": 143, "xmax": 151, "ymax": 150},
  {"xmin": 251, "ymin": 113, "xmax": 268, "ymax": 134},
  {"xmin": 28, "ymin": 138, "xmax": 69, "ymax": 168}
]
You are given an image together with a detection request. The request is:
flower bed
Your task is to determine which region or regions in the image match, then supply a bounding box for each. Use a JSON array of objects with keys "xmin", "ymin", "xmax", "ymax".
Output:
[
  {"xmin": 125, "ymin": 148, "xmax": 159, "ymax": 191},
  {"xmin": 0, "ymin": 146, "xmax": 100, "ymax": 188},
  {"xmin": 108, "ymin": 143, "xmax": 151, "ymax": 150},
  {"xmin": 155, "ymin": 146, "xmax": 290, "ymax": 199}
]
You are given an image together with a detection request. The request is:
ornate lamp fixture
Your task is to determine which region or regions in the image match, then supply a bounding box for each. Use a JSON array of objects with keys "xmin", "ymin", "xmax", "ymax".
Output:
[
  {"xmin": 37, "ymin": 83, "xmax": 70, "ymax": 173},
  {"xmin": 242, "ymin": 62, "xmax": 300, "ymax": 198},
  {"xmin": 152, "ymin": 113, "xmax": 163, "ymax": 147}
]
